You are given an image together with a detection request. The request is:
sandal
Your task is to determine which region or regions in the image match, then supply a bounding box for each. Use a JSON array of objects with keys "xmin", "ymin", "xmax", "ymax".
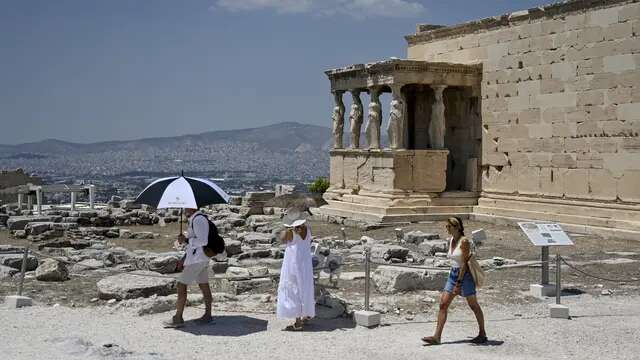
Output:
[
  {"xmin": 302, "ymin": 317, "xmax": 312, "ymax": 324},
  {"xmin": 283, "ymin": 324, "xmax": 304, "ymax": 331},
  {"xmin": 162, "ymin": 316, "xmax": 185, "ymax": 329},
  {"xmin": 470, "ymin": 335, "xmax": 488, "ymax": 344},
  {"xmin": 421, "ymin": 336, "xmax": 440, "ymax": 346}
]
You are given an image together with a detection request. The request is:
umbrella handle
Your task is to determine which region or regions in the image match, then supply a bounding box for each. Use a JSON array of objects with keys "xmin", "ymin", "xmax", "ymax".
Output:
[{"xmin": 179, "ymin": 208, "xmax": 183, "ymax": 236}]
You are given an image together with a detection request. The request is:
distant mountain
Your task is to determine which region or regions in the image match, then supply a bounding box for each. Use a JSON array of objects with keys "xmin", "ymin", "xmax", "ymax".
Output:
[
  {"xmin": 0, "ymin": 122, "xmax": 333, "ymax": 156},
  {"xmin": 0, "ymin": 122, "xmax": 335, "ymax": 179}
]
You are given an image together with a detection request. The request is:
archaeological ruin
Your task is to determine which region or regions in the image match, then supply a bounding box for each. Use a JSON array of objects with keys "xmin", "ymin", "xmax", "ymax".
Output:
[{"xmin": 319, "ymin": 0, "xmax": 640, "ymax": 240}]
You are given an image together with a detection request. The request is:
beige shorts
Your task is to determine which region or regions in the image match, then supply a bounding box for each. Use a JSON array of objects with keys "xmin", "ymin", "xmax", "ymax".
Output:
[{"xmin": 177, "ymin": 261, "xmax": 209, "ymax": 285}]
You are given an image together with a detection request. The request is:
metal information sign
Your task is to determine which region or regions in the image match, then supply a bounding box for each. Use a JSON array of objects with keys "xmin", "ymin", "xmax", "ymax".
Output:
[{"xmin": 518, "ymin": 222, "xmax": 574, "ymax": 246}]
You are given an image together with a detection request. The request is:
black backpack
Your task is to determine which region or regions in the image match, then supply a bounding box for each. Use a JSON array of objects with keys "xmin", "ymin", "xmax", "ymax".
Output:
[{"xmin": 194, "ymin": 214, "xmax": 226, "ymax": 257}]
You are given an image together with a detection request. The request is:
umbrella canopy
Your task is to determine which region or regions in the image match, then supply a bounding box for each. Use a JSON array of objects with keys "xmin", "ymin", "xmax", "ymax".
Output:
[{"xmin": 134, "ymin": 175, "xmax": 230, "ymax": 209}]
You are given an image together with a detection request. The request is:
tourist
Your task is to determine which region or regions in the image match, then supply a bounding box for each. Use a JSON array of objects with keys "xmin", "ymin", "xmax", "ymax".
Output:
[
  {"xmin": 422, "ymin": 217, "xmax": 487, "ymax": 345},
  {"xmin": 277, "ymin": 209, "xmax": 315, "ymax": 331},
  {"xmin": 163, "ymin": 207, "xmax": 214, "ymax": 328}
]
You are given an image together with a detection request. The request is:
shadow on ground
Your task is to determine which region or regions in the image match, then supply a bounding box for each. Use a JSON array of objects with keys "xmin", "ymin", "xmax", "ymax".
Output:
[
  {"xmin": 175, "ymin": 315, "xmax": 268, "ymax": 336},
  {"xmin": 297, "ymin": 318, "xmax": 356, "ymax": 332}
]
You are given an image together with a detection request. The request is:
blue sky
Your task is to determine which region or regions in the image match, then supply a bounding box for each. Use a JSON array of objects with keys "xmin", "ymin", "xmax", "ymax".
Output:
[{"xmin": 0, "ymin": 0, "xmax": 547, "ymax": 144}]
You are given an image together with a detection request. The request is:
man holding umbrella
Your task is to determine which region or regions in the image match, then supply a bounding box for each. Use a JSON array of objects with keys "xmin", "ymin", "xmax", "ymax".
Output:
[
  {"xmin": 164, "ymin": 207, "xmax": 213, "ymax": 328},
  {"xmin": 133, "ymin": 172, "xmax": 229, "ymax": 328}
]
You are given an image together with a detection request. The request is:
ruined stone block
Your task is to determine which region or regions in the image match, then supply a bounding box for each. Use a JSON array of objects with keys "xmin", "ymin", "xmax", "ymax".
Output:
[
  {"xmin": 551, "ymin": 153, "xmax": 577, "ymax": 168},
  {"xmin": 587, "ymin": 7, "xmax": 619, "ymax": 27},
  {"xmin": 552, "ymin": 123, "xmax": 577, "ymax": 137},
  {"xmin": 517, "ymin": 166, "xmax": 541, "ymax": 195},
  {"xmin": 541, "ymin": 19, "xmax": 565, "ymax": 35},
  {"xmin": 588, "ymin": 169, "xmax": 617, "ymax": 201},
  {"xmin": 606, "ymin": 88, "xmax": 632, "ymax": 105},
  {"xmin": 528, "ymin": 124, "xmax": 553, "ymax": 139},
  {"xmin": 617, "ymin": 103, "xmax": 640, "ymax": 121},
  {"xmin": 604, "ymin": 54, "xmax": 636, "ymax": 74},
  {"xmin": 604, "ymin": 22, "xmax": 633, "ymax": 41},
  {"xmin": 578, "ymin": 90, "xmax": 605, "ymax": 107},
  {"xmin": 542, "ymin": 108, "xmax": 566, "ymax": 123},
  {"xmin": 540, "ymin": 167, "xmax": 564, "ymax": 197},
  {"xmin": 619, "ymin": 3, "xmax": 640, "ymax": 22},
  {"xmin": 527, "ymin": 153, "xmax": 552, "ymax": 167},
  {"xmin": 564, "ymin": 169, "xmax": 590, "ymax": 198},
  {"xmin": 618, "ymin": 170, "xmax": 640, "ymax": 202},
  {"xmin": 540, "ymin": 79, "xmax": 564, "ymax": 94},
  {"xmin": 537, "ymin": 92, "xmax": 577, "ymax": 108}
]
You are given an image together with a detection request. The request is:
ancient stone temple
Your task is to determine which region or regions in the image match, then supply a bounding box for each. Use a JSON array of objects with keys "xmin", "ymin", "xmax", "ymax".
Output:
[{"xmin": 319, "ymin": 0, "xmax": 640, "ymax": 240}]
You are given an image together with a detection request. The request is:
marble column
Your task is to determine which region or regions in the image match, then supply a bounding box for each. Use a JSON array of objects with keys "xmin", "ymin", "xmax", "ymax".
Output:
[
  {"xmin": 349, "ymin": 90, "xmax": 364, "ymax": 149},
  {"xmin": 89, "ymin": 185, "xmax": 95, "ymax": 209},
  {"xmin": 331, "ymin": 91, "xmax": 345, "ymax": 149},
  {"xmin": 17, "ymin": 193, "xmax": 23, "ymax": 210},
  {"xmin": 429, "ymin": 85, "xmax": 447, "ymax": 149},
  {"xmin": 70, "ymin": 192, "xmax": 77, "ymax": 211},
  {"xmin": 387, "ymin": 84, "xmax": 406, "ymax": 150},
  {"xmin": 27, "ymin": 195, "xmax": 33, "ymax": 212},
  {"xmin": 36, "ymin": 187, "xmax": 42, "ymax": 215},
  {"xmin": 365, "ymin": 87, "xmax": 382, "ymax": 149}
]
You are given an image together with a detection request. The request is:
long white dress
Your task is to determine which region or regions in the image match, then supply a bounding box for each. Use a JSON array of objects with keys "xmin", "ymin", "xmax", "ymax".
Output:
[{"xmin": 277, "ymin": 227, "xmax": 316, "ymax": 319}]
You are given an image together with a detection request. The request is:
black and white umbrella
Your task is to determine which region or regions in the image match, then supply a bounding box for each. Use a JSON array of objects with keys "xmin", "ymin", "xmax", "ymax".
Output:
[{"xmin": 134, "ymin": 175, "xmax": 230, "ymax": 209}]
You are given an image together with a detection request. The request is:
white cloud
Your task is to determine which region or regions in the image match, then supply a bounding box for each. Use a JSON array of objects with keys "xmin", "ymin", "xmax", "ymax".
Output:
[{"xmin": 214, "ymin": 0, "xmax": 426, "ymax": 18}]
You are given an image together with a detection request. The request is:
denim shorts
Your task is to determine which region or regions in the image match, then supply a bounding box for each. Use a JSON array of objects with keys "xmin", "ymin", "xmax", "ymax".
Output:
[{"xmin": 444, "ymin": 267, "xmax": 476, "ymax": 297}]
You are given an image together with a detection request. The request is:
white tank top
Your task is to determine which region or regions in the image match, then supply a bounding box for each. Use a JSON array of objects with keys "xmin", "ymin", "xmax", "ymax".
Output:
[{"xmin": 448, "ymin": 237, "xmax": 464, "ymax": 268}]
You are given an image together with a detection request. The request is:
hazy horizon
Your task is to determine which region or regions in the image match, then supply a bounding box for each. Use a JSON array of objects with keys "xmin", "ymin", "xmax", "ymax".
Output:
[{"xmin": 1, "ymin": 0, "xmax": 547, "ymax": 145}]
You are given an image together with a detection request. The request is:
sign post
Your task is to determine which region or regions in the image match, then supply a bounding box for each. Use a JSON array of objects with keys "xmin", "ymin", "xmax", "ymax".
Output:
[{"xmin": 518, "ymin": 222, "xmax": 573, "ymax": 319}]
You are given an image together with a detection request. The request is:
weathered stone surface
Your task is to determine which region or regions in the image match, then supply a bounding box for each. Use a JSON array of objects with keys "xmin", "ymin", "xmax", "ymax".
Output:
[
  {"xmin": 241, "ymin": 232, "xmax": 274, "ymax": 246},
  {"xmin": 372, "ymin": 265, "xmax": 448, "ymax": 294},
  {"xmin": 116, "ymin": 294, "xmax": 204, "ymax": 316},
  {"xmin": 225, "ymin": 240, "xmax": 243, "ymax": 256},
  {"xmin": 0, "ymin": 253, "xmax": 39, "ymax": 271},
  {"xmin": 71, "ymin": 259, "xmax": 105, "ymax": 273},
  {"xmin": 382, "ymin": 246, "xmax": 410, "ymax": 261},
  {"xmin": 7, "ymin": 216, "xmax": 53, "ymax": 231},
  {"xmin": 148, "ymin": 255, "xmax": 179, "ymax": 274},
  {"xmin": 0, "ymin": 264, "xmax": 18, "ymax": 279},
  {"xmin": 404, "ymin": 231, "xmax": 440, "ymax": 244},
  {"xmin": 418, "ymin": 240, "xmax": 449, "ymax": 256},
  {"xmin": 35, "ymin": 258, "xmax": 69, "ymax": 281},
  {"xmin": 97, "ymin": 270, "xmax": 176, "ymax": 300}
]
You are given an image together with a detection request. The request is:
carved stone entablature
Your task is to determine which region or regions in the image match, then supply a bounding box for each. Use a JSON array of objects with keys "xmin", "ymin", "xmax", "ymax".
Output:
[{"xmin": 325, "ymin": 59, "xmax": 482, "ymax": 92}]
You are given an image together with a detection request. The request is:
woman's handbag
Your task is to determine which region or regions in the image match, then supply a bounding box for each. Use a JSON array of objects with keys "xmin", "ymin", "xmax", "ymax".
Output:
[{"xmin": 467, "ymin": 254, "xmax": 486, "ymax": 288}]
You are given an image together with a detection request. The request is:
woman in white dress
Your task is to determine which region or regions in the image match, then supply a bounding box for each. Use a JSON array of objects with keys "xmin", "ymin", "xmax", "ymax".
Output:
[{"xmin": 277, "ymin": 210, "xmax": 315, "ymax": 331}]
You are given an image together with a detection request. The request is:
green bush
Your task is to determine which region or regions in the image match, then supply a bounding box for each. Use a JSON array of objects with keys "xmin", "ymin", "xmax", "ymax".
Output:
[{"xmin": 308, "ymin": 177, "xmax": 330, "ymax": 194}]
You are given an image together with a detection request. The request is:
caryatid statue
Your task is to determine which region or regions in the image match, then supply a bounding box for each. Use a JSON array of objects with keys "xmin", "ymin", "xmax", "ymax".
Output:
[
  {"xmin": 429, "ymin": 86, "xmax": 447, "ymax": 149},
  {"xmin": 349, "ymin": 90, "xmax": 364, "ymax": 149},
  {"xmin": 331, "ymin": 91, "xmax": 345, "ymax": 149},
  {"xmin": 365, "ymin": 88, "xmax": 382, "ymax": 149},
  {"xmin": 387, "ymin": 86, "xmax": 404, "ymax": 150}
]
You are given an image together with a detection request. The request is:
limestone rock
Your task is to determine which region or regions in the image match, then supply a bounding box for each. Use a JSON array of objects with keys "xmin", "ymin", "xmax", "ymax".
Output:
[
  {"xmin": 418, "ymin": 240, "xmax": 449, "ymax": 255},
  {"xmin": 71, "ymin": 259, "xmax": 105, "ymax": 273},
  {"xmin": 0, "ymin": 253, "xmax": 39, "ymax": 271},
  {"xmin": 148, "ymin": 255, "xmax": 179, "ymax": 274},
  {"xmin": 404, "ymin": 231, "xmax": 440, "ymax": 244},
  {"xmin": 372, "ymin": 265, "xmax": 448, "ymax": 294},
  {"xmin": 97, "ymin": 270, "xmax": 176, "ymax": 300},
  {"xmin": 225, "ymin": 240, "xmax": 243, "ymax": 256},
  {"xmin": 35, "ymin": 258, "xmax": 69, "ymax": 281},
  {"xmin": 0, "ymin": 264, "xmax": 18, "ymax": 279}
]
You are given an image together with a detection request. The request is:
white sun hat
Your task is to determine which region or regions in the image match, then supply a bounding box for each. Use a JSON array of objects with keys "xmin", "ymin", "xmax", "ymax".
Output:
[{"xmin": 282, "ymin": 208, "xmax": 308, "ymax": 228}]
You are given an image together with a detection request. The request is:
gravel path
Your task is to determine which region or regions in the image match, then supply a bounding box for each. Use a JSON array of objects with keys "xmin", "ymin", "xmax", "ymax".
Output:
[{"xmin": 3, "ymin": 294, "xmax": 640, "ymax": 360}]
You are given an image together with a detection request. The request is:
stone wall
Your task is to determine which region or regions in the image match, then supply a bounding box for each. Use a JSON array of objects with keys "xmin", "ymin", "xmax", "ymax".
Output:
[{"xmin": 407, "ymin": 0, "xmax": 640, "ymax": 205}]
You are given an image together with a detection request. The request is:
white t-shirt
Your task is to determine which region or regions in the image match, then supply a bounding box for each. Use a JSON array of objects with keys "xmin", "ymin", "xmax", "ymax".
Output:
[{"xmin": 184, "ymin": 212, "xmax": 210, "ymax": 266}]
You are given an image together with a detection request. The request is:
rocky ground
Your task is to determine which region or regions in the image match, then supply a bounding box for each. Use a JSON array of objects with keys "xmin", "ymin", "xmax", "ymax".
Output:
[{"xmin": 1, "ymin": 192, "xmax": 640, "ymax": 359}]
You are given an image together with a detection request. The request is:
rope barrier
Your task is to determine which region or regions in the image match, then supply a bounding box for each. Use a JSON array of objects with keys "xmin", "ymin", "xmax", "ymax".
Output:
[{"xmin": 560, "ymin": 256, "xmax": 640, "ymax": 283}]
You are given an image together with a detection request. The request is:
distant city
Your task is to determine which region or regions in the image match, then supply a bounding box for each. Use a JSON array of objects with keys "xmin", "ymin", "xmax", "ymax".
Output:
[{"xmin": 0, "ymin": 122, "xmax": 332, "ymax": 202}]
